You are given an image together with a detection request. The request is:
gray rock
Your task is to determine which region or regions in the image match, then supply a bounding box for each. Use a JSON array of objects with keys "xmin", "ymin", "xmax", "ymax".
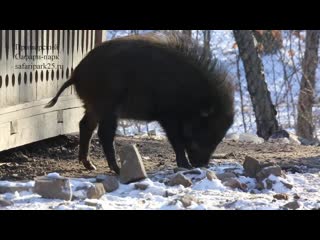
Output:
[
  {"xmin": 283, "ymin": 201, "xmax": 300, "ymax": 210},
  {"xmin": 0, "ymin": 185, "xmax": 32, "ymax": 194},
  {"xmin": 183, "ymin": 169, "xmax": 202, "ymax": 175},
  {"xmin": 168, "ymin": 173, "xmax": 192, "ymax": 187},
  {"xmin": 119, "ymin": 144, "xmax": 147, "ymax": 184},
  {"xmin": 216, "ymin": 172, "xmax": 237, "ymax": 182},
  {"xmin": 265, "ymin": 179, "xmax": 274, "ymax": 189},
  {"xmin": 173, "ymin": 167, "xmax": 189, "ymax": 173},
  {"xmin": 164, "ymin": 191, "xmax": 176, "ymax": 197},
  {"xmin": 84, "ymin": 199, "xmax": 100, "ymax": 207},
  {"xmin": 280, "ymin": 181, "xmax": 293, "ymax": 189},
  {"xmin": 270, "ymin": 130, "xmax": 290, "ymax": 139},
  {"xmin": 134, "ymin": 183, "xmax": 149, "ymax": 190},
  {"xmin": 102, "ymin": 176, "xmax": 119, "ymax": 192},
  {"xmin": 180, "ymin": 195, "xmax": 195, "ymax": 208},
  {"xmin": 87, "ymin": 183, "xmax": 106, "ymax": 199},
  {"xmin": 299, "ymin": 137, "xmax": 317, "ymax": 146},
  {"xmin": 293, "ymin": 194, "xmax": 300, "ymax": 200},
  {"xmin": 256, "ymin": 182, "xmax": 264, "ymax": 190},
  {"xmin": 256, "ymin": 165, "xmax": 283, "ymax": 182},
  {"xmin": 0, "ymin": 199, "xmax": 13, "ymax": 207},
  {"xmin": 72, "ymin": 190, "xmax": 87, "ymax": 200},
  {"xmin": 273, "ymin": 193, "xmax": 289, "ymax": 200},
  {"xmin": 239, "ymin": 133, "xmax": 264, "ymax": 144},
  {"xmin": 270, "ymin": 130, "xmax": 300, "ymax": 145},
  {"xmin": 223, "ymin": 178, "xmax": 247, "ymax": 190},
  {"xmin": 96, "ymin": 175, "xmax": 108, "ymax": 182},
  {"xmin": 206, "ymin": 170, "xmax": 218, "ymax": 181},
  {"xmin": 243, "ymin": 156, "xmax": 262, "ymax": 178},
  {"xmin": 33, "ymin": 176, "xmax": 72, "ymax": 201}
]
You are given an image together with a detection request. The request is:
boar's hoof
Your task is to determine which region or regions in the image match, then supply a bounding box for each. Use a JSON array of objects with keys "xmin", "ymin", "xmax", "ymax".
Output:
[{"xmin": 81, "ymin": 160, "xmax": 97, "ymax": 170}]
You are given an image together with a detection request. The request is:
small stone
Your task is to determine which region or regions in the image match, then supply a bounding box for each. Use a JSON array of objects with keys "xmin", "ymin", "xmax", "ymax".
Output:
[
  {"xmin": 84, "ymin": 199, "xmax": 99, "ymax": 207},
  {"xmin": 256, "ymin": 182, "xmax": 264, "ymax": 190},
  {"xmin": 206, "ymin": 170, "xmax": 218, "ymax": 181},
  {"xmin": 0, "ymin": 199, "xmax": 13, "ymax": 207},
  {"xmin": 280, "ymin": 181, "xmax": 293, "ymax": 189},
  {"xmin": 168, "ymin": 173, "xmax": 192, "ymax": 187},
  {"xmin": 270, "ymin": 130, "xmax": 290, "ymax": 139},
  {"xmin": 164, "ymin": 191, "xmax": 176, "ymax": 197},
  {"xmin": 134, "ymin": 183, "xmax": 149, "ymax": 190},
  {"xmin": 0, "ymin": 185, "xmax": 32, "ymax": 194},
  {"xmin": 223, "ymin": 178, "xmax": 247, "ymax": 190},
  {"xmin": 265, "ymin": 179, "xmax": 274, "ymax": 189},
  {"xmin": 33, "ymin": 176, "xmax": 72, "ymax": 201},
  {"xmin": 283, "ymin": 201, "xmax": 300, "ymax": 210},
  {"xmin": 273, "ymin": 193, "xmax": 289, "ymax": 200},
  {"xmin": 102, "ymin": 176, "xmax": 119, "ymax": 192},
  {"xmin": 243, "ymin": 156, "xmax": 262, "ymax": 178},
  {"xmin": 87, "ymin": 183, "xmax": 106, "ymax": 199},
  {"xmin": 216, "ymin": 172, "xmax": 237, "ymax": 182},
  {"xmin": 96, "ymin": 175, "xmax": 108, "ymax": 182},
  {"xmin": 256, "ymin": 165, "xmax": 283, "ymax": 182},
  {"xmin": 180, "ymin": 195, "xmax": 195, "ymax": 208},
  {"xmin": 293, "ymin": 194, "xmax": 300, "ymax": 200},
  {"xmin": 119, "ymin": 144, "xmax": 147, "ymax": 184},
  {"xmin": 173, "ymin": 167, "xmax": 189, "ymax": 173},
  {"xmin": 183, "ymin": 169, "xmax": 202, "ymax": 175}
]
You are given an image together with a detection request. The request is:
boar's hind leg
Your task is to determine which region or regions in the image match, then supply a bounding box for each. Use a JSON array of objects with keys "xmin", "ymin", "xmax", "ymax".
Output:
[
  {"xmin": 159, "ymin": 119, "xmax": 192, "ymax": 169},
  {"xmin": 98, "ymin": 114, "xmax": 120, "ymax": 174},
  {"xmin": 79, "ymin": 112, "xmax": 98, "ymax": 170}
]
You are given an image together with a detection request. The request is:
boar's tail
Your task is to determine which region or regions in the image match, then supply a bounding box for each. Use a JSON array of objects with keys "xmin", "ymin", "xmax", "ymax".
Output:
[{"xmin": 44, "ymin": 77, "xmax": 75, "ymax": 108}]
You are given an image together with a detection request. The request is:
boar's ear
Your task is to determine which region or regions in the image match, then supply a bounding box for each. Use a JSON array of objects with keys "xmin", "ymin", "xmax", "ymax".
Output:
[
  {"xmin": 183, "ymin": 123, "xmax": 192, "ymax": 138},
  {"xmin": 201, "ymin": 107, "xmax": 214, "ymax": 117}
]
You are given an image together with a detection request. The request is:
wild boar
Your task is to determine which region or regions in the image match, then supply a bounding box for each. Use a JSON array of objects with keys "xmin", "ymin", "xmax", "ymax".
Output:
[{"xmin": 45, "ymin": 31, "xmax": 234, "ymax": 174}]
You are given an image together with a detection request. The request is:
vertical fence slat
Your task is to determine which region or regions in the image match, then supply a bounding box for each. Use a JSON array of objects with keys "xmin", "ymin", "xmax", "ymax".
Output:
[{"xmin": 0, "ymin": 30, "xmax": 6, "ymax": 107}]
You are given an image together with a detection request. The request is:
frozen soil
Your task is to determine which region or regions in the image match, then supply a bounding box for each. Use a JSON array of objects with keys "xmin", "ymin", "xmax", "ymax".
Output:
[{"xmin": 1, "ymin": 134, "xmax": 320, "ymax": 181}]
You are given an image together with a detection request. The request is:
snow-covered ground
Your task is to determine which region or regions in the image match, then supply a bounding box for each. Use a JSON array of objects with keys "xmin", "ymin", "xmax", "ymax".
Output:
[{"xmin": 1, "ymin": 163, "xmax": 319, "ymax": 210}]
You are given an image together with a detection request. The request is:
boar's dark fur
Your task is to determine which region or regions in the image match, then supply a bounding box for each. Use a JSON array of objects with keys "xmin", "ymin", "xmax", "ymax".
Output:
[{"xmin": 45, "ymin": 31, "xmax": 234, "ymax": 174}]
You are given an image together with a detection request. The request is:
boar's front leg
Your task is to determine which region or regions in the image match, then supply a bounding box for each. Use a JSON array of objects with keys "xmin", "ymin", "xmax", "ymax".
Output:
[
  {"xmin": 98, "ymin": 114, "xmax": 120, "ymax": 174},
  {"xmin": 159, "ymin": 119, "xmax": 192, "ymax": 169},
  {"xmin": 79, "ymin": 112, "xmax": 98, "ymax": 170}
]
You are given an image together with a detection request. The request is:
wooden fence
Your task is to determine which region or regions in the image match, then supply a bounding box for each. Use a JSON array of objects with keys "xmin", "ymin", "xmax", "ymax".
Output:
[{"xmin": 0, "ymin": 30, "xmax": 106, "ymax": 151}]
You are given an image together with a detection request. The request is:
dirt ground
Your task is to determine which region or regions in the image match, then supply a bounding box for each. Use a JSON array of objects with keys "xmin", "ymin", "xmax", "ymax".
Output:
[{"xmin": 1, "ymin": 134, "xmax": 320, "ymax": 181}]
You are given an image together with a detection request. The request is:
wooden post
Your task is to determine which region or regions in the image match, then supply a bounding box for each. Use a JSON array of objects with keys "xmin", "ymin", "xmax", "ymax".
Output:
[{"xmin": 95, "ymin": 30, "xmax": 107, "ymax": 46}]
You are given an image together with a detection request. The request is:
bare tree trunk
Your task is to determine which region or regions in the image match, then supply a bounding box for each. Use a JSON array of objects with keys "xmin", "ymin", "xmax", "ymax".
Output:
[
  {"xmin": 297, "ymin": 30, "xmax": 320, "ymax": 140},
  {"xmin": 145, "ymin": 122, "xmax": 150, "ymax": 135},
  {"xmin": 131, "ymin": 30, "xmax": 139, "ymax": 35},
  {"xmin": 196, "ymin": 30, "xmax": 199, "ymax": 42},
  {"xmin": 182, "ymin": 30, "xmax": 192, "ymax": 38},
  {"xmin": 233, "ymin": 30, "xmax": 279, "ymax": 140},
  {"xmin": 271, "ymin": 55, "xmax": 280, "ymax": 123},
  {"xmin": 135, "ymin": 122, "xmax": 141, "ymax": 133},
  {"xmin": 203, "ymin": 30, "xmax": 211, "ymax": 59},
  {"xmin": 236, "ymin": 55, "xmax": 247, "ymax": 132}
]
